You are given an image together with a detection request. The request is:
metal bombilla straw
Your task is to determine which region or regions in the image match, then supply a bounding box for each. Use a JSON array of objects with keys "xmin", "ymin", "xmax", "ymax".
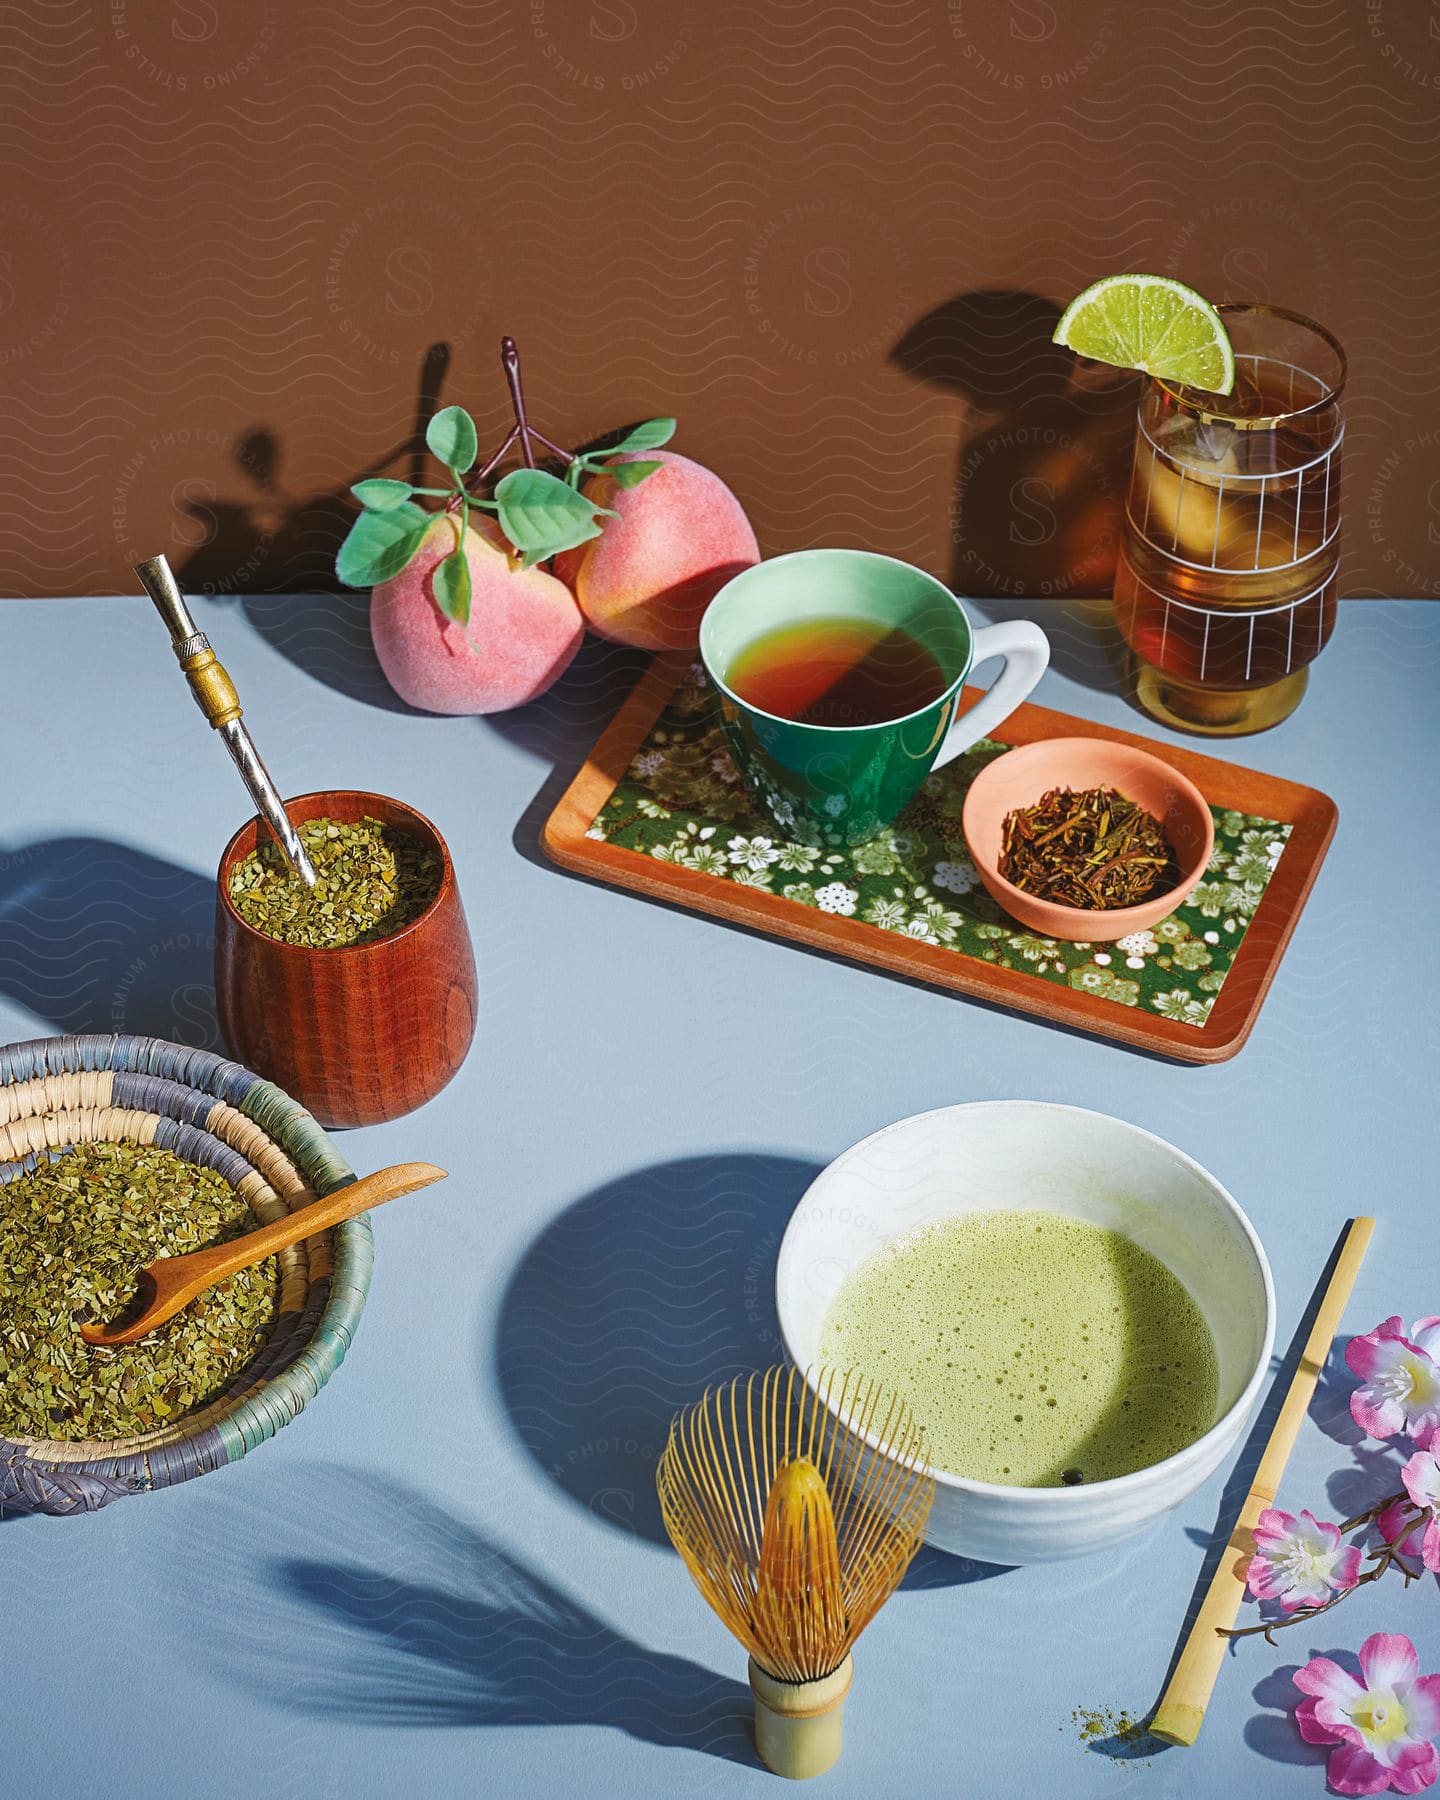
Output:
[{"xmin": 132, "ymin": 554, "xmax": 317, "ymax": 888}]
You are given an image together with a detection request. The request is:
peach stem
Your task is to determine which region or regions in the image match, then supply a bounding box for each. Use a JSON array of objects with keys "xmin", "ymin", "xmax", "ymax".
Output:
[{"xmin": 462, "ymin": 336, "xmax": 576, "ymax": 502}]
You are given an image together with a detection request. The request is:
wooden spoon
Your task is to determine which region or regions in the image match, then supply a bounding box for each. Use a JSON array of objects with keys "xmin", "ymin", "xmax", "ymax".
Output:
[{"xmin": 78, "ymin": 1161, "xmax": 447, "ymax": 1347}]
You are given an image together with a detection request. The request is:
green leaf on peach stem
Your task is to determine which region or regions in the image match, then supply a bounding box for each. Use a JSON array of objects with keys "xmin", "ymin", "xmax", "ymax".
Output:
[
  {"xmin": 495, "ymin": 466, "xmax": 616, "ymax": 559},
  {"xmin": 335, "ymin": 501, "xmax": 431, "ymax": 588},
  {"xmin": 426, "ymin": 405, "xmax": 479, "ymax": 475},
  {"xmin": 432, "ymin": 544, "xmax": 472, "ymax": 625},
  {"xmin": 608, "ymin": 417, "xmax": 675, "ymax": 452},
  {"xmin": 351, "ymin": 478, "xmax": 415, "ymax": 512},
  {"xmin": 605, "ymin": 458, "xmax": 662, "ymax": 489},
  {"xmin": 517, "ymin": 517, "xmax": 603, "ymax": 570}
]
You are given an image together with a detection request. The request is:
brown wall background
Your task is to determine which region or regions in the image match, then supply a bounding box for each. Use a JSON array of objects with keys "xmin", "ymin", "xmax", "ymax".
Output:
[{"xmin": 2, "ymin": 0, "xmax": 1436, "ymax": 601}]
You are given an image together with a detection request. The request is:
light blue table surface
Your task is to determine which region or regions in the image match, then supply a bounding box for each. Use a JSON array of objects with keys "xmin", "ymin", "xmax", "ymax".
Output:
[{"xmin": 2, "ymin": 595, "xmax": 1436, "ymax": 1800}]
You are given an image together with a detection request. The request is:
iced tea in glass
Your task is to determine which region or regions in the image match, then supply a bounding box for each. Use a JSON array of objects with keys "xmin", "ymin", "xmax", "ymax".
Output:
[{"xmin": 1114, "ymin": 305, "xmax": 1345, "ymax": 734}]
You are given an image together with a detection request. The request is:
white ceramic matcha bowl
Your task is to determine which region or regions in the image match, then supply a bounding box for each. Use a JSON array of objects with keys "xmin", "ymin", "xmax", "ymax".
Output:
[{"xmin": 775, "ymin": 1102, "xmax": 1275, "ymax": 1566}]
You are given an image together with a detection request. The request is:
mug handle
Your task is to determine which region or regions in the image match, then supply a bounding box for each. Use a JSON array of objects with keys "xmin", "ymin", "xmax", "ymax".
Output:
[{"xmin": 931, "ymin": 619, "xmax": 1050, "ymax": 769}]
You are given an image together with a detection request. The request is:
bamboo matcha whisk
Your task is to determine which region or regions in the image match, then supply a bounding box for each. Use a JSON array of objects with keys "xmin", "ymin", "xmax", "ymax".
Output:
[{"xmin": 657, "ymin": 1366, "xmax": 934, "ymax": 1779}]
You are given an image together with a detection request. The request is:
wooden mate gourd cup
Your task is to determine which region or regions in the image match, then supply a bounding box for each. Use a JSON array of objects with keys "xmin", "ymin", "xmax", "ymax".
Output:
[
  {"xmin": 215, "ymin": 790, "xmax": 477, "ymax": 1129},
  {"xmin": 657, "ymin": 1366, "xmax": 934, "ymax": 1779}
]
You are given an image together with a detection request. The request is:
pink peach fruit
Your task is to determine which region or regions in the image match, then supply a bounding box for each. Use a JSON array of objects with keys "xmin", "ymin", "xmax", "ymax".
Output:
[
  {"xmin": 371, "ymin": 514, "xmax": 583, "ymax": 714},
  {"xmin": 555, "ymin": 449, "xmax": 759, "ymax": 650}
]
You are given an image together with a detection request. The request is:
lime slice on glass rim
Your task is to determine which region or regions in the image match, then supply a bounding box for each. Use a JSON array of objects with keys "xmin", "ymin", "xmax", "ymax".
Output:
[{"xmin": 1052, "ymin": 274, "xmax": 1235, "ymax": 396}]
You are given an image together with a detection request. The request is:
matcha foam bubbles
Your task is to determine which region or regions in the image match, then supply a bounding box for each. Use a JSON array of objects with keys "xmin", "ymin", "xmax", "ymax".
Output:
[{"xmin": 818, "ymin": 1209, "xmax": 1218, "ymax": 1487}]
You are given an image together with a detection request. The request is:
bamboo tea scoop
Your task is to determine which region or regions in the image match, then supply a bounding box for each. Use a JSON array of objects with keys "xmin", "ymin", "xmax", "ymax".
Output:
[
  {"xmin": 134, "ymin": 551, "xmax": 318, "ymax": 888},
  {"xmin": 1150, "ymin": 1215, "xmax": 1374, "ymax": 1748},
  {"xmin": 79, "ymin": 1161, "xmax": 446, "ymax": 1346}
]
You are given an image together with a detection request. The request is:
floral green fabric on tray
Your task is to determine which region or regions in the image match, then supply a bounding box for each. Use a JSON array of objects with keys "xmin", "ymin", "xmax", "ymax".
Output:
[{"xmin": 587, "ymin": 664, "xmax": 1292, "ymax": 1029}]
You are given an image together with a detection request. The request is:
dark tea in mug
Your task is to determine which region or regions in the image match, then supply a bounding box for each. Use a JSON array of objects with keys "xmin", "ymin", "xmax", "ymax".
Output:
[{"xmin": 725, "ymin": 616, "xmax": 949, "ymax": 727}]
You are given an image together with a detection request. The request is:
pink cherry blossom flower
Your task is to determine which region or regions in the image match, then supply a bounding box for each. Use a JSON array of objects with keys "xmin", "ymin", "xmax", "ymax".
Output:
[
  {"xmin": 1295, "ymin": 1633, "xmax": 1440, "ymax": 1795},
  {"xmin": 1248, "ymin": 1508, "xmax": 1363, "ymax": 1611},
  {"xmin": 1378, "ymin": 1499, "xmax": 1429, "ymax": 1561},
  {"xmin": 1348, "ymin": 1318, "xmax": 1440, "ymax": 1445},
  {"xmin": 1398, "ymin": 1449, "xmax": 1440, "ymax": 1574}
]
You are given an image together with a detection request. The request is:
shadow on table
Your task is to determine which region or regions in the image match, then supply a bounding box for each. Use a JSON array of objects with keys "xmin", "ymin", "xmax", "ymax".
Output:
[
  {"xmin": 1244, "ymin": 1657, "xmax": 1338, "ymax": 1774},
  {"xmin": 1309, "ymin": 1335, "xmax": 1367, "ymax": 1451},
  {"xmin": 0, "ymin": 836, "xmax": 220, "ymax": 1047},
  {"xmin": 900, "ymin": 1543, "xmax": 1012, "ymax": 1591},
  {"xmin": 200, "ymin": 587, "xmax": 426, "ymax": 717},
  {"xmin": 486, "ymin": 631, "xmax": 649, "ymax": 870},
  {"xmin": 168, "ymin": 1464, "xmax": 756, "ymax": 1765},
  {"xmin": 482, "ymin": 631, "xmax": 649, "ymax": 764},
  {"xmin": 1324, "ymin": 1443, "xmax": 1416, "ymax": 1536},
  {"xmin": 494, "ymin": 1152, "xmax": 1009, "ymax": 1591},
  {"xmin": 494, "ymin": 1153, "xmax": 817, "ymax": 1547},
  {"xmin": 1313, "ymin": 1331, "xmax": 1417, "ymax": 1525}
]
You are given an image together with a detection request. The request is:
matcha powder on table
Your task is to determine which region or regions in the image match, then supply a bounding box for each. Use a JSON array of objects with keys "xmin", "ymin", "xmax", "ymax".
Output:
[
  {"xmin": 228, "ymin": 814, "xmax": 442, "ymax": 950},
  {"xmin": 0, "ymin": 1141, "xmax": 279, "ymax": 1442}
]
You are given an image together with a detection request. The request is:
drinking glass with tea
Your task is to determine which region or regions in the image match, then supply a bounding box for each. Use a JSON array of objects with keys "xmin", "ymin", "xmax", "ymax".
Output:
[{"xmin": 1113, "ymin": 304, "xmax": 1345, "ymax": 736}]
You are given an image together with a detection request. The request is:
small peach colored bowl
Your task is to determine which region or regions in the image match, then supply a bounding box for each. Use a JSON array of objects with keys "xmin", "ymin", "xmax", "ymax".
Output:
[{"xmin": 961, "ymin": 736, "xmax": 1215, "ymax": 943}]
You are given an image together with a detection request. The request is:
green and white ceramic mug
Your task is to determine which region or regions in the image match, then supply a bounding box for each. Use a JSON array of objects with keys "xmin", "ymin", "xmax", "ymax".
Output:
[{"xmin": 699, "ymin": 549, "xmax": 1050, "ymax": 849}]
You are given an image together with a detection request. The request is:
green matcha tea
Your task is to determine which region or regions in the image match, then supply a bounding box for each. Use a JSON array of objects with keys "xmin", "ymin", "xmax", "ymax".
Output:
[{"xmin": 818, "ymin": 1210, "xmax": 1218, "ymax": 1486}]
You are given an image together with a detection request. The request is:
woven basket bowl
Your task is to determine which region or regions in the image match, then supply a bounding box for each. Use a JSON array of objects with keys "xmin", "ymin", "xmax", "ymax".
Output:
[{"xmin": 0, "ymin": 1033, "xmax": 371, "ymax": 1517}]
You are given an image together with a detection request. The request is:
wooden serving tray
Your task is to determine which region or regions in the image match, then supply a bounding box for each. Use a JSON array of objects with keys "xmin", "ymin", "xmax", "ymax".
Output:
[{"xmin": 543, "ymin": 653, "xmax": 1337, "ymax": 1063}]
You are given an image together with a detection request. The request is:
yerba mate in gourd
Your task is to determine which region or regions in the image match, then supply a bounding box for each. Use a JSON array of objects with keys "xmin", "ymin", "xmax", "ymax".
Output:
[{"xmin": 227, "ymin": 814, "xmax": 441, "ymax": 950}]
